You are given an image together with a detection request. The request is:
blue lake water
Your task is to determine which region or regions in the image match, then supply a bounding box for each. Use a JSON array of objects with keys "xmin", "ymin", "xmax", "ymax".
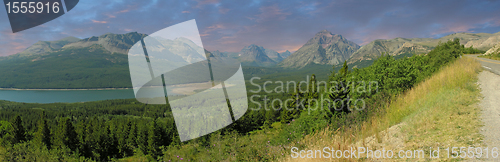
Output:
[{"xmin": 0, "ymin": 89, "xmax": 137, "ymax": 103}]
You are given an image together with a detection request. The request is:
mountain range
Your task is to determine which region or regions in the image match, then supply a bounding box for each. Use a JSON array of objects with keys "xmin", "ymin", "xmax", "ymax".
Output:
[
  {"xmin": 1, "ymin": 30, "xmax": 499, "ymax": 88},
  {"xmin": 347, "ymin": 37, "xmax": 433, "ymax": 65},
  {"xmin": 279, "ymin": 30, "xmax": 360, "ymax": 68},
  {"xmin": 63, "ymin": 32, "xmax": 147, "ymax": 55},
  {"xmin": 0, "ymin": 32, "xmax": 212, "ymax": 88},
  {"xmin": 347, "ymin": 32, "xmax": 500, "ymax": 66},
  {"xmin": 17, "ymin": 36, "xmax": 80, "ymax": 56},
  {"xmin": 238, "ymin": 44, "xmax": 288, "ymax": 67}
]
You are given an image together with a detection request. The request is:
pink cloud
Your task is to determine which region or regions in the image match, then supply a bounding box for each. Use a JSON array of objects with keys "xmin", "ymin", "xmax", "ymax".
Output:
[
  {"xmin": 220, "ymin": 36, "xmax": 231, "ymax": 39},
  {"xmin": 117, "ymin": 9, "xmax": 130, "ymax": 13},
  {"xmin": 492, "ymin": 18, "xmax": 500, "ymax": 26},
  {"xmin": 255, "ymin": 5, "xmax": 291, "ymax": 23},
  {"xmin": 431, "ymin": 24, "xmax": 474, "ymax": 36},
  {"xmin": 200, "ymin": 23, "xmax": 229, "ymax": 39},
  {"xmin": 277, "ymin": 45, "xmax": 302, "ymax": 53},
  {"xmin": 207, "ymin": 24, "xmax": 225, "ymax": 29},
  {"xmin": 182, "ymin": 11, "xmax": 190, "ymax": 13},
  {"xmin": 203, "ymin": 24, "xmax": 226, "ymax": 34},
  {"xmin": 218, "ymin": 8, "xmax": 230, "ymax": 14},
  {"xmin": 0, "ymin": 44, "xmax": 28, "ymax": 56},
  {"xmin": 91, "ymin": 20, "xmax": 108, "ymax": 24},
  {"xmin": 12, "ymin": 42, "xmax": 28, "ymax": 50},
  {"xmin": 245, "ymin": 16, "xmax": 256, "ymax": 21},
  {"xmin": 0, "ymin": 30, "xmax": 29, "ymax": 56},
  {"xmin": 221, "ymin": 40, "xmax": 237, "ymax": 44}
]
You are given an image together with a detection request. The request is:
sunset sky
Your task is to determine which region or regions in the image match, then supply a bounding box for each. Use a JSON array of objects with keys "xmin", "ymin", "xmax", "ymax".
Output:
[{"xmin": 0, "ymin": 0, "xmax": 499, "ymax": 56}]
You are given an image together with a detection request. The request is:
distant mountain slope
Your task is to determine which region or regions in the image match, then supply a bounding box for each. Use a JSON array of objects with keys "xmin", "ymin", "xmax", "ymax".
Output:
[
  {"xmin": 0, "ymin": 44, "xmax": 132, "ymax": 89},
  {"xmin": 17, "ymin": 36, "xmax": 80, "ymax": 56},
  {"xmin": 211, "ymin": 50, "xmax": 239, "ymax": 59},
  {"xmin": 63, "ymin": 32, "xmax": 147, "ymax": 54},
  {"xmin": 279, "ymin": 50, "xmax": 292, "ymax": 58},
  {"xmin": 418, "ymin": 32, "xmax": 500, "ymax": 51},
  {"xmin": 264, "ymin": 49, "xmax": 284, "ymax": 62},
  {"xmin": 212, "ymin": 47, "xmax": 284, "ymax": 63},
  {"xmin": 463, "ymin": 32, "xmax": 500, "ymax": 51},
  {"xmin": 485, "ymin": 42, "xmax": 500, "ymax": 55},
  {"xmin": 238, "ymin": 44, "xmax": 276, "ymax": 67},
  {"xmin": 348, "ymin": 32, "xmax": 500, "ymax": 64},
  {"xmin": 63, "ymin": 31, "xmax": 204, "ymax": 63},
  {"xmin": 153, "ymin": 37, "xmax": 206, "ymax": 64},
  {"xmin": 0, "ymin": 32, "xmax": 219, "ymax": 89},
  {"xmin": 347, "ymin": 37, "xmax": 433, "ymax": 64},
  {"xmin": 279, "ymin": 30, "xmax": 360, "ymax": 68}
]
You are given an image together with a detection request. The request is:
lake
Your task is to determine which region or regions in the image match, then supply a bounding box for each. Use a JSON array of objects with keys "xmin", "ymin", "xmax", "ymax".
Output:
[
  {"xmin": 0, "ymin": 89, "xmax": 137, "ymax": 103},
  {"xmin": 0, "ymin": 82, "xmax": 214, "ymax": 103}
]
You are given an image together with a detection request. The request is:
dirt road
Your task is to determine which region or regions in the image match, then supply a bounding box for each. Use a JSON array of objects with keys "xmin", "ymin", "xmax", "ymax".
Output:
[{"xmin": 472, "ymin": 55, "xmax": 500, "ymax": 161}]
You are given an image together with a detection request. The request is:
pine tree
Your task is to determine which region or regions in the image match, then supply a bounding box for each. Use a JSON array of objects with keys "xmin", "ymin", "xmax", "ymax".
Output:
[
  {"xmin": 12, "ymin": 115, "xmax": 26, "ymax": 144},
  {"xmin": 136, "ymin": 120, "xmax": 149, "ymax": 155},
  {"xmin": 78, "ymin": 120, "xmax": 91, "ymax": 158},
  {"xmin": 308, "ymin": 74, "xmax": 319, "ymax": 99},
  {"xmin": 263, "ymin": 109, "xmax": 275, "ymax": 128},
  {"xmin": 280, "ymin": 85, "xmax": 303, "ymax": 123},
  {"xmin": 147, "ymin": 119, "xmax": 161, "ymax": 157},
  {"xmin": 118, "ymin": 120, "xmax": 132, "ymax": 157},
  {"xmin": 56, "ymin": 118, "xmax": 78, "ymax": 151},
  {"xmin": 329, "ymin": 61, "xmax": 351, "ymax": 114},
  {"xmin": 127, "ymin": 122, "xmax": 137, "ymax": 150},
  {"xmin": 104, "ymin": 125, "xmax": 119, "ymax": 159},
  {"xmin": 35, "ymin": 111, "xmax": 52, "ymax": 149}
]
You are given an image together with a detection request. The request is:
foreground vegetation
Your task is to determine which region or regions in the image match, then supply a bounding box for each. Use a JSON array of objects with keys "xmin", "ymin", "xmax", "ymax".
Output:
[
  {"xmin": 289, "ymin": 57, "xmax": 482, "ymax": 161},
  {"xmin": 0, "ymin": 39, "xmax": 483, "ymax": 161}
]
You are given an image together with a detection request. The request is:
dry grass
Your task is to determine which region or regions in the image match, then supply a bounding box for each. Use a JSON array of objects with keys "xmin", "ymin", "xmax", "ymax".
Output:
[{"xmin": 282, "ymin": 57, "xmax": 483, "ymax": 161}]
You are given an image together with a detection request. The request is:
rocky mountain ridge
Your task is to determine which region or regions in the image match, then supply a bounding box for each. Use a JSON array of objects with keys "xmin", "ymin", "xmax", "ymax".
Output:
[{"xmin": 279, "ymin": 30, "xmax": 360, "ymax": 68}]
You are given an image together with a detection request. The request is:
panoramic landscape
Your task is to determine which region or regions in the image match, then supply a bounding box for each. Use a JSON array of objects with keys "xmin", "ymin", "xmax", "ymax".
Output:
[{"xmin": 1, "ymin": 0, "xmax": 500, "ymax": 161}]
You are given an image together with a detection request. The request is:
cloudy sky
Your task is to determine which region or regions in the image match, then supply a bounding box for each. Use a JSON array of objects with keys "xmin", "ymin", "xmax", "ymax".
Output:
[{"xmin": 0, "ymin": 0, "xmax": 499, "ymax": 56}]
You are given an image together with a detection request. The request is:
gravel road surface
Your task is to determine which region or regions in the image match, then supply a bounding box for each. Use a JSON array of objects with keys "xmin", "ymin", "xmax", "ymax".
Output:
[{"xmin": 471, "ymin": 55, "xmax": 500, "ymax": 161}]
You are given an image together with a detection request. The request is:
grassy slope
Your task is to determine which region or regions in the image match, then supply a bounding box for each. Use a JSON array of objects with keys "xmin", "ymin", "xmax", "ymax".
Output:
[{"xmin": 285, "ymin": 57, "xmax": 482, "ymax": 161}]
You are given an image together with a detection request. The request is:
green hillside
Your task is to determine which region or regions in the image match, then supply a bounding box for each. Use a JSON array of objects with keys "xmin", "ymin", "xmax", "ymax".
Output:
[{"xmin": 0, "ymin": 45, "xmax": 132, "ymax": 89}]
